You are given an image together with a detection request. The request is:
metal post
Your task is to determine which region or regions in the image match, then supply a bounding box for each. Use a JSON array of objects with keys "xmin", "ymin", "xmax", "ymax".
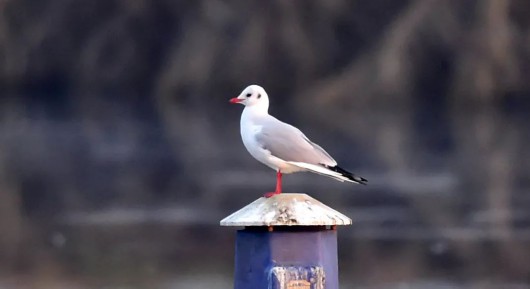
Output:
[{"xmin": 221, "ymin": 193, "xmax": 352, "ymax": 289}]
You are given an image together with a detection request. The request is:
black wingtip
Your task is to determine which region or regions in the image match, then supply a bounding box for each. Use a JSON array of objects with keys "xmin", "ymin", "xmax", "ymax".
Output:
[{"xmin": 325, "ymin": 165, "xmax": 368, "ymax": 185}]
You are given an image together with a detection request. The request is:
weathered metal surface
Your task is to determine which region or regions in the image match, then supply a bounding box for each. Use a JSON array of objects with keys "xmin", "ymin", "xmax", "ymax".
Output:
[
  {"xmin": 233, "ymin": 229, "xmax": 339, "ymax": 289},
  {"xmin": 270, "ymin": 266, "xmax": 324, "ymax": 289},
  {"xmin": 220, "ymin": 193, "xmax": 352, "ymax": 226}
]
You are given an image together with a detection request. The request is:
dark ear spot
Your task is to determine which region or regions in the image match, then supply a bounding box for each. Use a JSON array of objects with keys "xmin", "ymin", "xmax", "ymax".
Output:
[{"xmin": 257, "ymin": 93, "xmax": 261, "ymax": 99}]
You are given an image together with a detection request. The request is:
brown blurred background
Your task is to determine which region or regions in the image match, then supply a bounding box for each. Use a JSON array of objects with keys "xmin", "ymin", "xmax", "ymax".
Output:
[{"xmin": 1, "ymin": 0, "xmax": 530, "ymax": 288}]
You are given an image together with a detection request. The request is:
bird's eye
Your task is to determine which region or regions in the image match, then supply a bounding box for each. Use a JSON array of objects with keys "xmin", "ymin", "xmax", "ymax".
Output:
[
  {"xmin": 257, "ymin": 93, "xmax": 261, "ymax": 99},
  {"xmin": 245, "ymin": 93, "xmax": 251, "ymax": 97}
]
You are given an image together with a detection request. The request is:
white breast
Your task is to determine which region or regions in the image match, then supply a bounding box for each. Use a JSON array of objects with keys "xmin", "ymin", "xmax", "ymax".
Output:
[{"xmin": 240, "ymin": 114, "xmax": 269, "ymax": 165}]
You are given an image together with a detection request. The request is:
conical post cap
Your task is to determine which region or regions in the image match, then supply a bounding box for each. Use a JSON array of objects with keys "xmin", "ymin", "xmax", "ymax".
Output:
[{"xmin": 220, "ymin": 193, "xmax": 352, "ymax": 226}]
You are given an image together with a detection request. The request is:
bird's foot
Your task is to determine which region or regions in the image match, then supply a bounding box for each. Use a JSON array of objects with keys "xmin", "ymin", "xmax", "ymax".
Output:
[{"xmin": 264, "ymin": 191, "xmax": 281, "ymax": 198}]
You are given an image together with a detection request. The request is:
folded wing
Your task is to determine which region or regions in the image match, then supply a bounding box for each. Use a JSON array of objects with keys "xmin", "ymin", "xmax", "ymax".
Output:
[{"xmin": 255, "ymin": 117, "xmax": 337, "ymax": 166}]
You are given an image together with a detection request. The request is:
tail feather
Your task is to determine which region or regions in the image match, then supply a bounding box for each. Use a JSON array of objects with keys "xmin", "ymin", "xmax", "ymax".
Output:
[
  {"xmin": 285, "ymin": 161, "xmax": 367, "ymax": 185},
  {"xmin": 324, "ymin": 165, "xmax": 368, "ymax": 185}
]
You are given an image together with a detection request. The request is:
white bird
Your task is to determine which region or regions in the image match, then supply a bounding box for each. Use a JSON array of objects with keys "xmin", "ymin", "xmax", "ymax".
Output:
[{"xmin": 230, "ymin": 84, "xmax": 367, "ymax": 198}]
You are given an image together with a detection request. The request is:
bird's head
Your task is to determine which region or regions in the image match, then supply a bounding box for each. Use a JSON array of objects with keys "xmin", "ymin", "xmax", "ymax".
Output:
[{"xmin": 230, "ymin": 85, "xmax": 269, "ymax": 110}]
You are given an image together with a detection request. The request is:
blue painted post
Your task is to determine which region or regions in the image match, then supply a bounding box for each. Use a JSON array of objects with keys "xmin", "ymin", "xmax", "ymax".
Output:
[{"xmin": 221, "ymin": 193, "xmax": 352, "ymax": 289}]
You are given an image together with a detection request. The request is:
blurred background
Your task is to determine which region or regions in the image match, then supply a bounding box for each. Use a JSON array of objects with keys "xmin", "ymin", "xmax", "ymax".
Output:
[{"xmin": 1, "ymin": 0, "xmax": 530, "ymax": 288}]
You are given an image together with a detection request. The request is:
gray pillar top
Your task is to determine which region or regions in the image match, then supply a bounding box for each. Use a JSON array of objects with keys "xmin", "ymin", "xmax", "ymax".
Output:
[{"xmin": 220, "ymin": 193, "xmax": 352, "ymax": 226}]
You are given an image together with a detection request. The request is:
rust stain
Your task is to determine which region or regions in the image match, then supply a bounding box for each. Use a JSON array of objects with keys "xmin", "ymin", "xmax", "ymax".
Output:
[
  {"xmin": 287, "ymin": 280, "xmax": 311, "ymax": 289},
  {"xmin": 271, "ymin": 266, "xmax": 325, "ymax": 289}
]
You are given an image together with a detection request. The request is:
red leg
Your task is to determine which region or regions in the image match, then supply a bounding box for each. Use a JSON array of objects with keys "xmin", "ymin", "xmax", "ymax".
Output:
[
  {"xmin": 264, "ymin": 170, "xmax": 282, "ymax": 198},
  {"xmin": 275, "ymin": 170, "xmax": 282, "ymax": 194}
]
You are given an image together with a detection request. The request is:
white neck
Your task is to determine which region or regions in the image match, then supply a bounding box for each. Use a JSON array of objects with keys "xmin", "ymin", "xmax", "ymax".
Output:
[
  {"xmin": 244, "ymin": 102, "xmax": 269, "ymax": 115},
  {"xmin": 241, "ymin": 105, "xmax": 269, "ymax": 127}
]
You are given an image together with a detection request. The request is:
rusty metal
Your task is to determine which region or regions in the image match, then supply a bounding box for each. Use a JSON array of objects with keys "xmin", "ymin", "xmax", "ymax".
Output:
[{"xmin": 271, "ymin": 266, "xmax": 324, "ymax": 289}]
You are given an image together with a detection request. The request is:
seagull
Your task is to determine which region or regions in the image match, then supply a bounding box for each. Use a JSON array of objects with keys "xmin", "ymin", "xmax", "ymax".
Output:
[{"xmin": 230, "ymin": 84, "xmax": 367, "ymax": 198}]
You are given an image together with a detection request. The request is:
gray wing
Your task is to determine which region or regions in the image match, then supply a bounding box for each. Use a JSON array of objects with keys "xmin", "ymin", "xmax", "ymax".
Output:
[{"xmin": 255, "ymin": 117, "xmax": 337, "ymax": 166}]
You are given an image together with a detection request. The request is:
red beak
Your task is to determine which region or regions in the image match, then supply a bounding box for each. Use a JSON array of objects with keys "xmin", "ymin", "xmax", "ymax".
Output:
[{"xmin": 230, "ymin": 98, "xmax": 243, "ymax": 104}]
